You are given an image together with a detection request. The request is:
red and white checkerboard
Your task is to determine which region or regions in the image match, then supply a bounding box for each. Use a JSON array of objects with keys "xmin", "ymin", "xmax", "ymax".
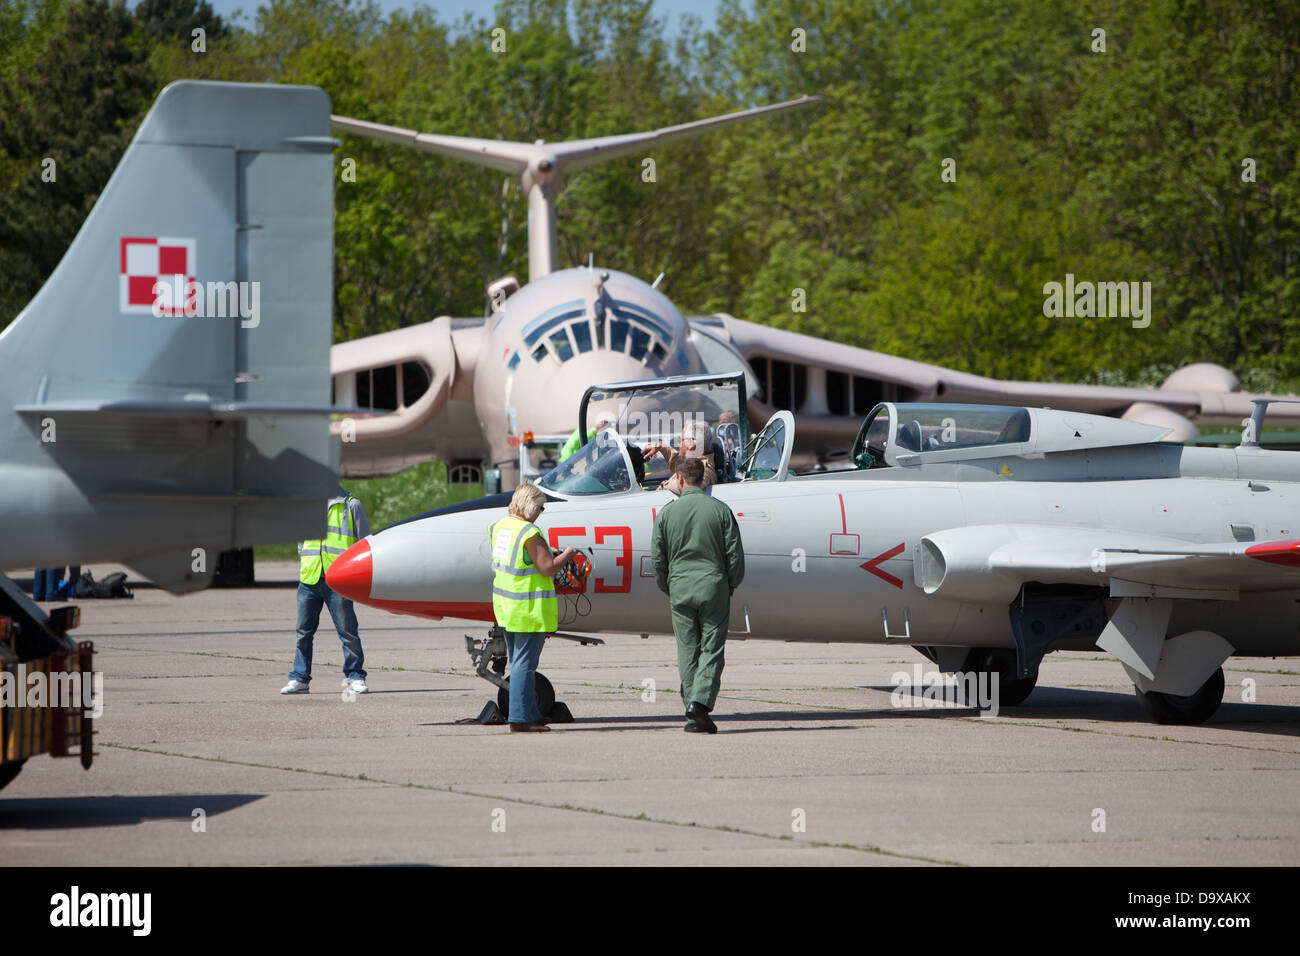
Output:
[{"xmin": 119, "ymin": 236, "xmax": 197, "ymax": 315}]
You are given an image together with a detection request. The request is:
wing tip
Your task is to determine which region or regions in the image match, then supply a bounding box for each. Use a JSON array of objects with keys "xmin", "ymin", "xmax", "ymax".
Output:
[{"xmin": 1245, "ymin": 540, "xmax": 1300, "ymax": 566}]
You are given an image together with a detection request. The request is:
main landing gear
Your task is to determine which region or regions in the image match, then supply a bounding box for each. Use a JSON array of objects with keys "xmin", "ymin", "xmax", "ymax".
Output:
[
  {"xmin": 463, "ymin": 626, "xmax": 602, "ymax": 724},
  {"xmin": 916, "ymin": 648, "xmax": 1228, "ymax": 724},
  {"xmin": 1135, "ymin": 666, "xmax": 1225, "ymax": 725},
  {"xmin": 914, "ymin": 646, "xmax": 1039, "ymax": 708},
  {"xmin": 964, "ymin": 648, "xmax": 1038, "ymax": 707}
]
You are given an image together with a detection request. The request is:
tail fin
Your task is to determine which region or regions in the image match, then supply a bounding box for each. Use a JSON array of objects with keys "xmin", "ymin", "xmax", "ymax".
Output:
[{"xmin": 0, "ymin": 81, "xmax": 340, "ymax": 591}]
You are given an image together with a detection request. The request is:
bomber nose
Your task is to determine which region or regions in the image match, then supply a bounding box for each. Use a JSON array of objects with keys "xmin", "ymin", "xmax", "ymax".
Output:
[{"xmin": 326, "ymin": 539, "xmax": 372, "ymax": 600}]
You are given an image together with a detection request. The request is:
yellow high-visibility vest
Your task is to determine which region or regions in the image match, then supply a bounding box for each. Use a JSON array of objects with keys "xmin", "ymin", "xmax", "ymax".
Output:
[
  {"xmin": 488, "ymin": 514, "xmax": 557, "ymax": 632},
  {"xmin": 300, "ymin": 495, "xmax": 358, "ymax": 586}
]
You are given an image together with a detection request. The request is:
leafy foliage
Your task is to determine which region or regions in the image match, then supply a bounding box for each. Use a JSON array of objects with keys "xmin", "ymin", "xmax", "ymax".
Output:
[
  {"xmin": 256, "ymin": 461, "xmax": 482, "ymax": 559},
  {"xmin": 2, "ymin": 0, "xmax": 1298, "ymax": 393}
]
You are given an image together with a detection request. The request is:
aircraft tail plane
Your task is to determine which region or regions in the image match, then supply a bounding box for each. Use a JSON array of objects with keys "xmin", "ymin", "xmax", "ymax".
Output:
[
  {"xmin": 332, "ymin": 95, "xmax": 824, "ymax": 280},
  {"xmin": 0, "ymin": 80, "xmax": 341, "ymax": 592}
]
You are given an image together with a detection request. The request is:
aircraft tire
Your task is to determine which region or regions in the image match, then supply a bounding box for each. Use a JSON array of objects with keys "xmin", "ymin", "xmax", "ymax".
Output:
[
  {"xmin": 1135, "ymin": 666, "xmax": 1225, "ymax": 725},
  {"xmin": 498, "ymin": 672, "xmax": 556, "ymax": 721},
  {"xmin": 0, "ymin": 760, "xmax": 24, "ymax": 792},
  {"xmin": 967, "ymin": 649, "xmax": 1037, "ymax": 708}
]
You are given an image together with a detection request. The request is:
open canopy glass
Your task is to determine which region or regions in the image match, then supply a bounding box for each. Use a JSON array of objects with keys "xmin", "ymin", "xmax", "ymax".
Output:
[{"xmin": 577, "ymin": 373, "xmax": 749, "ymax": 486}]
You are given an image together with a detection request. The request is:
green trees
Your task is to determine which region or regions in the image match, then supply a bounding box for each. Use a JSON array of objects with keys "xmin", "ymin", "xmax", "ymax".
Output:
[
  {"xmin": 1, "ymin": 0, "xmax": 1297, "ymax": 391},
  {"xmin": 1055, "ymin": 0, "xmax": 1300, "ymax": 390},
  {"xmin": 0, "ymin": 0, "xmax": 154, "ymax": 322}
]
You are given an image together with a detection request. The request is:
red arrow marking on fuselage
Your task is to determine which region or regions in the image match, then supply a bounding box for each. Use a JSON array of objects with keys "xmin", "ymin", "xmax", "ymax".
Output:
[{"xmin": 861, "ymin": 543, "xmax": 905, "ymax": 589}]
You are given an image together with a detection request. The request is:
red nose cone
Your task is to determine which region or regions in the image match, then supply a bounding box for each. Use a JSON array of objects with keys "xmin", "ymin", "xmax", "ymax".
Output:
[{"xmin": 327, "ymin": 539, "xmax": 372, "ymax": 600}]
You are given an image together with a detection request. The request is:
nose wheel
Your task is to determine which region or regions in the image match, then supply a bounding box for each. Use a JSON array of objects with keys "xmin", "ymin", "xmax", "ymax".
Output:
[
  {"xmin": 464, "ymin": 627, "xmax": 584, "ymax": 724},
  {"xmin": 497, "ymin": 672, "xmax": 556, "ymax": 721}
]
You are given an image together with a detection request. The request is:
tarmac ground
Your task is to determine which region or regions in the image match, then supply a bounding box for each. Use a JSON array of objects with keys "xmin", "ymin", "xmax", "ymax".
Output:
[{"xmin": 3, "ymin": 562, "xmax": 1298, "ymax": 866}]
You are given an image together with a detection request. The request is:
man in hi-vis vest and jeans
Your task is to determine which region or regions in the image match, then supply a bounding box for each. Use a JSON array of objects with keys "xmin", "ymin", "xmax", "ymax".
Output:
[
  {"xmin": 281, "ymin": 488, "xmax": 371, "ymax": 695},
  {"xmin": 489, "ymin": 484, "xmax": 575, "ymax": 732}
]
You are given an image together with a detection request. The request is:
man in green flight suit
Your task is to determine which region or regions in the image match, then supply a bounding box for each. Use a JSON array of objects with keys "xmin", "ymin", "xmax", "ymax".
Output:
[{"xmin": 651, "ymin": 457, "xmax": 745, "ymax": 733}]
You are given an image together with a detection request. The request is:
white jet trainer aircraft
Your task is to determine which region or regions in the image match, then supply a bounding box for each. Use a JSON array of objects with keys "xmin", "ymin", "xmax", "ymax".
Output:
[{"xmin": 326, "ymin": 373, "xmax": 1300, "ymax": 726}]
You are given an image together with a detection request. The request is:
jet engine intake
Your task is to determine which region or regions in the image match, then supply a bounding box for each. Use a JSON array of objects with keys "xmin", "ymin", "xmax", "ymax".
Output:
[{"xmin": 916, "ymin": 528, "xmax": 1023, "ymax": 604}]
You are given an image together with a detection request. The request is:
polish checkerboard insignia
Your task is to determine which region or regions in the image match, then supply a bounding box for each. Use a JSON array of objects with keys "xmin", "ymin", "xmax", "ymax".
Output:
[{"xmin": 119, "ymin": 236, "xmax": 196, "ymax": 315}]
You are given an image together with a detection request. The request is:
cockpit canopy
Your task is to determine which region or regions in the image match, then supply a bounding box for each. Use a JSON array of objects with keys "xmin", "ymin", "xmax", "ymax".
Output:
[
  {"xmin": 537, "ymin": 372, "xmax": 801, "ymax": 497},
  {"xmin": 852, "ymin": 402, "xmax": 1173, "ymax": 468},
  {"xmin": 578, "ymin": 372, "xmax": 748, "ymax": 486},
  {"xmin": 536, "ymin": 427, "xmax": 641, "ymax": 496}
]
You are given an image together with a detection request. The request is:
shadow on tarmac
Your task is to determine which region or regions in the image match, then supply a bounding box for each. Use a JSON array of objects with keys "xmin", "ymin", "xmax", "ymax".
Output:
[
  {"xmin": 0, "ymin": 792, "xmax": 264, "ymax": 829},
  {"xmin": 857, "ymin": 683, "xmax": 1300, "ymax": 734},
  {"xmin": 436, "ymin": 685, "xmax": 1300, "ymax": 735}
]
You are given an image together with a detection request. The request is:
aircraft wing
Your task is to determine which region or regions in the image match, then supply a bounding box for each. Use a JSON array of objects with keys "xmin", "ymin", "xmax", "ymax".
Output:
[
  {"xmin": 918, "ymin": 524, "xmax": 1300, "ymax": 604},
  {"xmin": 696, "ymin": 313, "xmax": 1300, "ymax": 463},
  {"xmin": 332, "ymin": 317, "xmax": 488, "ymax": 477}
]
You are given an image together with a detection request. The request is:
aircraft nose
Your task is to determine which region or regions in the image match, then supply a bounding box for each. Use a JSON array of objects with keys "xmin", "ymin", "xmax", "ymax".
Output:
[{"xmin": 326, "ymin": 539, "xmax": 372, "ymax": 600}]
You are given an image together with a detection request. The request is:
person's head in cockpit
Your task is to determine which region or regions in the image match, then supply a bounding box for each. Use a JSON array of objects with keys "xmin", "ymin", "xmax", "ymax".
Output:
[{"xmin": 647, "ymin": 420, "xmax": 717, "ymax": 493}]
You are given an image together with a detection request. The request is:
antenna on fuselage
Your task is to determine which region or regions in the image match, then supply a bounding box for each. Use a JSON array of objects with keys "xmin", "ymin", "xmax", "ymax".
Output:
[
  {"xmin": 331, "ymin": 95, "xmax": 824, "ymax": 282},
  {"xmin": 1242, "ymin": 398, "xmax": 1300, "ymax": 448}
]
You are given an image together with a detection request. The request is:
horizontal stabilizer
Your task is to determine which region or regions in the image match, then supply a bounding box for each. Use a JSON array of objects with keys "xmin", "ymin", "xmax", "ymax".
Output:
[
  {"xmin": 334, "ymin": 96, "xmax": 823, "ymax": 279},
  {"xmin": 15, "ymin": 400, "xmax": 367, "ymax": 418},
  {"xmin": 331, "ymin": 96, "xmax": 823, "ymax": 178}
]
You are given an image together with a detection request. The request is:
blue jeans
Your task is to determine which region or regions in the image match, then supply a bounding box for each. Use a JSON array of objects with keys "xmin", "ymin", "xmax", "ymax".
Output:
[
  {"xmin": 290, "ymin": 580, "xmax": 365, "ymax": 683},
  {"xmin": 33, "ymin": 568, "xmax": 61, "ymax": 601},
  {"xmin": 505, "ymin": 632, "xmax": 547, "ymax": 723}
]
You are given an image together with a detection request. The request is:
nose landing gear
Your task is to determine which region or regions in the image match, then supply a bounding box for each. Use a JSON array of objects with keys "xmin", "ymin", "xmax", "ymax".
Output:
[{"xmin": 463, "ymin": 626, "xmax": 599, "ymax": 724}]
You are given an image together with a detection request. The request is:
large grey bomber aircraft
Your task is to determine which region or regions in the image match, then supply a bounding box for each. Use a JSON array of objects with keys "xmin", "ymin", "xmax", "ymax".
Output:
[
  {"xmin": 327, "ymin": 372, "xmax": 1300, "ymax": 726},
  {"xmin": 330, "ymin": 99, "xmax": 1300, "ymax": 486}
]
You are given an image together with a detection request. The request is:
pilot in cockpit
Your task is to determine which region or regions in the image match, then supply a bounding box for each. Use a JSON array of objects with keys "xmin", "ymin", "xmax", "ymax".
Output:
[{"xmin": 643, "ymin": 421, "xmax": 718, "ymax": 493}]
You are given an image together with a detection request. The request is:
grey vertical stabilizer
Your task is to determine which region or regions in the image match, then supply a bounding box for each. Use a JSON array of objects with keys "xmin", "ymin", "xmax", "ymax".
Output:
[{"xmin": 0, "ymin": 81, "xmax": 340, "ymax": 591}]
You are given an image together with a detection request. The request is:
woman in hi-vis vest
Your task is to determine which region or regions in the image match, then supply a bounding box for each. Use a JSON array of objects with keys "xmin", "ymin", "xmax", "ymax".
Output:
[{"xmin": 488, "ymin": 484, "xmax": 575, "ymax": 732}]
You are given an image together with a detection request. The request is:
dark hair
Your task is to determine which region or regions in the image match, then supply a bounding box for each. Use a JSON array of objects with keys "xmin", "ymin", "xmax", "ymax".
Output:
[{"xmin": 676, "ymin": 457, "xmax": 705, "ymax": 485}]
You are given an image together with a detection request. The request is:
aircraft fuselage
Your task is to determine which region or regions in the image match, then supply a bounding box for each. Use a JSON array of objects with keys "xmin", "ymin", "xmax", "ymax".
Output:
[{"xmin": 331, "ymin": 455, "xmax": 1300, "ymax": 658}]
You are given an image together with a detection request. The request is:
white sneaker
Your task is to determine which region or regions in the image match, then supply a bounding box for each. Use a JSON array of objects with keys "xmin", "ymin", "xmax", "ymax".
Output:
[
  {"xmin": 280, "ymin": 679, "xmax": 310, "ymax": 694},
  {"xmin": 343, "ymin": 678, "xmax": 369, "ymax": 694}
]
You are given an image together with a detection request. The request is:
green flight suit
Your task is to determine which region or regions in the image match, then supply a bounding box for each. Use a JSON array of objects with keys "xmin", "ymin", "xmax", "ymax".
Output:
[
  {"xmin": 651, "ymin": 486, "xmax": 745, "ymax": 710},
  {"xmin": 560, "ymin": 427, "xmax": 596, "ymax": 460}
]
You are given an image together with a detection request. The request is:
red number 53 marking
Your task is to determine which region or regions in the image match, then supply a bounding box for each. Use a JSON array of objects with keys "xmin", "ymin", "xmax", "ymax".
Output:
[
  {"xmin": 546, "ymin": 525, "xmax": 632, "ymax": 594},
  {"xmin": 593, "ymin": 526, "xmax": 631, "ymax": 593}
]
